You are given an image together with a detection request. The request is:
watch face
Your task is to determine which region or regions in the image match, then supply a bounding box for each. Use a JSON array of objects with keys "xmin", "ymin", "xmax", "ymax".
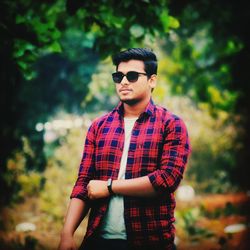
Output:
[{"xmin": 107, "ymin": 178, "xmax": 112, "ymax": 186}]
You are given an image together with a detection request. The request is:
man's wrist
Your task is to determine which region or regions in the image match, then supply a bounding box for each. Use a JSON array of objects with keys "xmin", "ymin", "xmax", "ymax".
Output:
[
  {"xmin": 60, "ymin": 229, "xmax": 74, "ymax": 238},
  {"xmin": 107, "ymin": 178, "xmax": 115, "ymax": 195}
]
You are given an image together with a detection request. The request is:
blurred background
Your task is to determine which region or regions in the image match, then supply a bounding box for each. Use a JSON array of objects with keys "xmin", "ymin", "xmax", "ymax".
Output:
[{"xmin": 0, "ymin": 0, "xmax": 250, "ymax": 249}]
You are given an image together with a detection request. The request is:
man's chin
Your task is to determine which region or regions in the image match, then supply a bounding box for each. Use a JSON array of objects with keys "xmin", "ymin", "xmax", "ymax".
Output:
[{"xmin": 120, "ymin": 98, "xmax": 139, "ymax": 105}]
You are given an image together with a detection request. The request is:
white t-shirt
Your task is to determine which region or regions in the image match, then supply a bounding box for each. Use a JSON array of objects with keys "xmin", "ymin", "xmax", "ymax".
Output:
[{"xmin": 100, "ymin": 117, "xmax": 137, "ymax": 239}]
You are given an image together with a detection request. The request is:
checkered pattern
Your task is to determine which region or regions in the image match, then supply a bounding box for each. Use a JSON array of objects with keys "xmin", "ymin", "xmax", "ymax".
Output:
[{"xmin": 71, "ymin": 99, "xmax": 190, "ymax": 249}]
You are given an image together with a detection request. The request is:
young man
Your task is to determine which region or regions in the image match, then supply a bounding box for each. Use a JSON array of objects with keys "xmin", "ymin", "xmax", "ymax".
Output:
[{"xmin": 58, "ymin": 48, "xmax": 190, "ymax": 250}]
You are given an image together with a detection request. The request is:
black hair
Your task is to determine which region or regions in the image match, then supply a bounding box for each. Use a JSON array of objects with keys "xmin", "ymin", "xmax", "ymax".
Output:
[{"xmin": 112, "ymin": 48, "xmax": 157, "ymax": 77}]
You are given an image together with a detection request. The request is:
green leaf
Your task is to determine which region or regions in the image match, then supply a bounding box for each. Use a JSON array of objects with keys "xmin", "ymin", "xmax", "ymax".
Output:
[
  {"xmin": 16, "ymin": 14, "xmax": 25, "ymax": 24},
  {"xmin": 17, "ymin": 61, "xmax": 28, "ymax": 70},
  {"xmin": 169, "ymin": 16, "xmax": 180, "ymax": 29},
  {"xmin": 129, "ymin": 24, "xmax": 145, "ymax": 38},
  {"xmin": 14, "ymin": 48, "xmax": 25, "ymax": 58},
  {"xmin": 49, "ymin": 42, "xmax": 62, "ymax": 53},
  {"xmin": 160, "ymin": 9, "xmax": 169, "ymax": 32}
]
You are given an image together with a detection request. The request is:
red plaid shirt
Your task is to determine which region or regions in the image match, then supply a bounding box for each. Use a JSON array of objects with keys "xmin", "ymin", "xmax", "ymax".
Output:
[{"xmin": 71, "ymin": 99, "xmax": 190, "ymax": 249}]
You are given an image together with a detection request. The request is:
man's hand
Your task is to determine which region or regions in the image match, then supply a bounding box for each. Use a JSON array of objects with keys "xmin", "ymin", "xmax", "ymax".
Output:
[{"xmin": 87, "ymin": 180, "xmax": 110, "ymax": 200}]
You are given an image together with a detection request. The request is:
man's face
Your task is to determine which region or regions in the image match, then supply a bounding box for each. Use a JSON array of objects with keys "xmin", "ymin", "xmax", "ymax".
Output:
[{"xmin": 115, "ymin": 60, "xmax": 156, "ymax": 105}]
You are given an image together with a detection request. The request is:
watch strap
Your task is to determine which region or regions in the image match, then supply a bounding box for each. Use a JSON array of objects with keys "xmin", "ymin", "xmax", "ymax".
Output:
[{"xmin": 107, "ymin": 178, "xmax": 115, "ymax": 195}]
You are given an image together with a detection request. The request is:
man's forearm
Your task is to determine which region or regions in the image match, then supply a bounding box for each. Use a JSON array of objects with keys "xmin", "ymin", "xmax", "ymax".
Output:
[
  {"xmin": 61, "ymin": 198, "xmax": 90, "ymax": 236},
  {"xmin": 112, "ymin": 176, "xmax": 157, "ymax": 197}
]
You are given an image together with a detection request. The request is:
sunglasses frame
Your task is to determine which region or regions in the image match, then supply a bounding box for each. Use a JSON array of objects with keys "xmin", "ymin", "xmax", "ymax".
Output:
[{"xmin": 112, "ymin": 71, "xmax": 148, "ymax": 84}]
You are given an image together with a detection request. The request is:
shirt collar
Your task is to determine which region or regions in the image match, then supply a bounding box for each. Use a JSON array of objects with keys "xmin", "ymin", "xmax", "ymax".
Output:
[{"xmin": 114, "ymin": 98, "xmax": 155, "ymax": 117}]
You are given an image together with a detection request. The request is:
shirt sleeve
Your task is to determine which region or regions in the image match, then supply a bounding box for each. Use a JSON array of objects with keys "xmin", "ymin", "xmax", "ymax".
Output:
[
  {"xmin": 70, "ymin": 122, "xmax": 96, "ymax": 201},
  {"xmin": 148, "ymin": 116, "xmax": 191, "ymax": 194}
]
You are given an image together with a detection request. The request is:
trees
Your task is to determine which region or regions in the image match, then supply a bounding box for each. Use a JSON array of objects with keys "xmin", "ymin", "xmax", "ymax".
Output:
[
  {"xmin": 0, "ymin": 0, "xmax": 65, "ymax": 204},
  {"xmin": 168, "ymin": 0, "xmax": 250, "ymax": 188}
]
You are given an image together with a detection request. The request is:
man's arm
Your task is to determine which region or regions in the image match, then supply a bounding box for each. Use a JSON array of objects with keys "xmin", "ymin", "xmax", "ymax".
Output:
[
  {"xmin": 87, "ymin": 176, "xmax": 157, "ymax": 200},
  {"xmin": 112, "ymin": 176, "xmax": 157, "ymax": 196},
  {"xmin": 59, "ymin": 121, "xmax": 97, "ymax": 249},
  {"xmin": 58, "ymin": 198, "xmax": 90, "ymax": 250}
]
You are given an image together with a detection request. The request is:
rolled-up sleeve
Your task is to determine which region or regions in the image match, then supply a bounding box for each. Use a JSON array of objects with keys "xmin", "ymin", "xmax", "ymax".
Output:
[
  {"xmin": 70, "ymin": 122, "xmax": 96, "ymax": 201},
  {"xmin": 148, "ymin": 116, "xmax": 190, "ymax": 194}
]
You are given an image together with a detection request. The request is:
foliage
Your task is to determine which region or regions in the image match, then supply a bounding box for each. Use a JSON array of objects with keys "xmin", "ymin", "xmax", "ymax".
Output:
[
  {"xmin": 4, "ymin": 137, "xmax": 43, "ymax": 203},
  {"xmin": 159, "ymin": 23, "xmax": 240, "ymax": 113},
  {"xmin": 39, "ymin": 120, "xmax": 87, "ymax": 222},
  {"xmin": 65, "ymin": 0, "xmax": 180, "ymax": 58},
  {"xmin": 0, "ymin": 235, "xmax": 38, "ymax": 250},
  {"xmin": 168, "ymin": 0, "xmax": 250, "ymax": 188},
  {"xmin": 176, "ymin": 207, "xmax": 214, "ymax": 241},
  {"xmin": 2, "ymin": 0, "xmax": 179, "ymax": 80},
  {"xmin": 82, "ymin": 58, "xmax": 118, "ymax": 113},
  {"xmin": 2, "ymin": 0, "xmax": 65, "ymax": 79},
  {"xmin": 20, "ymin": 29, "xmax": 99, "ymax": 121}
]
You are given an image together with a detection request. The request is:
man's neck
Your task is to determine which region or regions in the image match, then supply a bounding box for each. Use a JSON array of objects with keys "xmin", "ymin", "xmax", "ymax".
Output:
[{"xmin": 123, "ymin": 97, "xmax": 151, "ymax": 118}]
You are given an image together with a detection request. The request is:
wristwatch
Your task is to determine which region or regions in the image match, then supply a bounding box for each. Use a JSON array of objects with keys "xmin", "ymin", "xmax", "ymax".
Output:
[{"xmin": 107, "ymin": 178, "xmax": 115, "ymax": 195}]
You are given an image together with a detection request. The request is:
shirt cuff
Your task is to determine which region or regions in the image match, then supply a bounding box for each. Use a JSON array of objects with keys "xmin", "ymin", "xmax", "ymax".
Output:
[
  {"xmin": 70, "ymin": 186, "xmax": 89, "ymax": 201},
  {"xmin": 148, "ymin": 171, "xmax": 167, "ymax": 193}
]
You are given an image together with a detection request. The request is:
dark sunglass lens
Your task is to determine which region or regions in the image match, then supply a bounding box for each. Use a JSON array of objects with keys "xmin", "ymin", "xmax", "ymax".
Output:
[
  {"xmin": 112, "ymin": 72, "xmax": 123, "ymax": 83},
  {"xmin": 127, "ymin": 71, "xmax": 139, "ymax": 82}
]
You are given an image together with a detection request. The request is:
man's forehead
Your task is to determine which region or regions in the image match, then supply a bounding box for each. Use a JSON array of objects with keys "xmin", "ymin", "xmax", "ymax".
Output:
[{"xmin": 117, "ymin": 59, "xmax": 145, "ymax": 72}]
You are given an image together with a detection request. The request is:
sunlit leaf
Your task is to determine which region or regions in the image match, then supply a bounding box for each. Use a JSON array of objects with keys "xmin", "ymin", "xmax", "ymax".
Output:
[
  {"xmin": 129, "ymin": 24, "xmax": 145, "ymax": 38},
  {"xmin": 49, "ymin": 41, "xmax": 62, "ymax": 53},
  {"xmin": 169, "ymin": 16, "xmax": 180, "ymax": 29},
  {"xmin": 160, "ymin": 9, "xmax": 169, "ymax": 32}
]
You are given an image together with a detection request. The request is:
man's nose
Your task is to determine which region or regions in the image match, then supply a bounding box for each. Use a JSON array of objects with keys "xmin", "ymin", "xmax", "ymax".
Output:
[{"xmin": 120, "ymin": 75, "xmax": 129, "ymax": 85}]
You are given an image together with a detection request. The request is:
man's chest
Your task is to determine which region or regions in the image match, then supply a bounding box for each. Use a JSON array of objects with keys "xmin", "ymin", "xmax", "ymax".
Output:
[{"xmin": 94, "ymin": 119, "xmax": 165, "ymax": 177}]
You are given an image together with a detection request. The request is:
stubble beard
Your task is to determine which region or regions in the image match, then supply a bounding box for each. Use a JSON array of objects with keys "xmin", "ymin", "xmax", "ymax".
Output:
[{"xmin": 120, "ymin": 97, "xmax": 140, "ymax": 106}]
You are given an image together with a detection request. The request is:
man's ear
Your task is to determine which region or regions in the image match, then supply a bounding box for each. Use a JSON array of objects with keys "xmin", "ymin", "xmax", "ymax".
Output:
[{"xmin": 149, "ymin": 74, "xmax": 157, "ymax": 89}]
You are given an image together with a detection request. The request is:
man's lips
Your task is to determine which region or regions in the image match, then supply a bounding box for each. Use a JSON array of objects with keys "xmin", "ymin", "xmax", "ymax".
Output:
[{"xmin": 119, "ymin": 88, "xmax": 132, "ymax": 93}]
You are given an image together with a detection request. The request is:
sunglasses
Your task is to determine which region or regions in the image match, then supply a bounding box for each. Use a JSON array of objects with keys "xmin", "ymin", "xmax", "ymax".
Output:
[{"xmin": 112, "ymin": 71, "xmax": 148, "ymax": 84}]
